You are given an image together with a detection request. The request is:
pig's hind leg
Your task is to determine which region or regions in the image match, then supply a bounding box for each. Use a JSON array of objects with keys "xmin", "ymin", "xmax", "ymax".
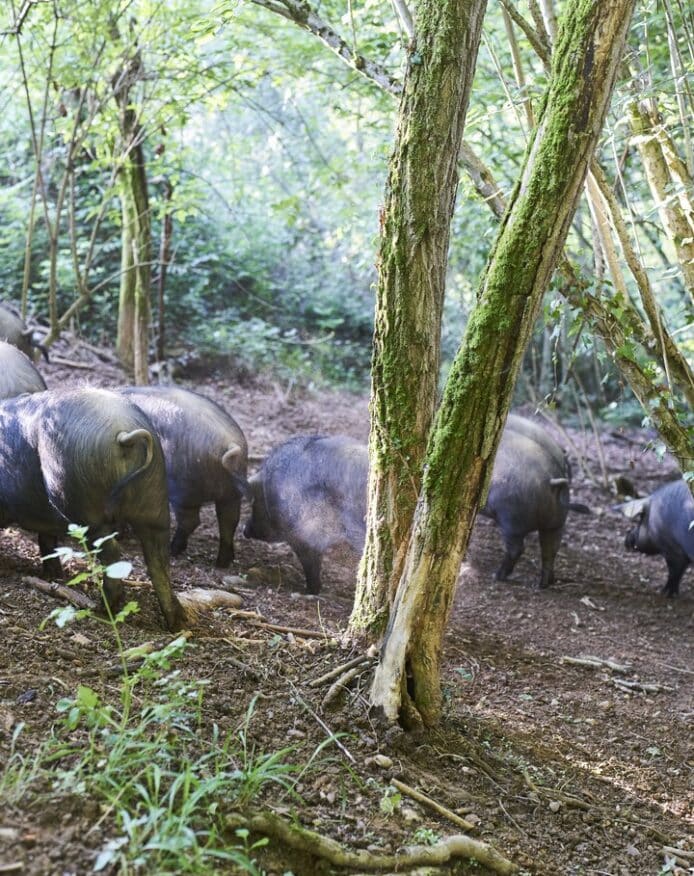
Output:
[
  {"xmin": 294, "ymin": 543, "xmax": 323, "ymax": 595},
  {"xmin": 495, "ymin": 529, "xmax": 525, "ymax": 582},
  {"xmin": 214, "ymin": 497, "xmax": 241, "ymax": 567},
  {"xmin": 663, "ymin": 552, "xmax": 689, "ymax": 597},
  {"xmin": 170, "ymin": 505, "xmax": 201, "ymax": 557},
  {"xmin": 538, "ymin": 527, "xmax": 563, "ymax": 589}
]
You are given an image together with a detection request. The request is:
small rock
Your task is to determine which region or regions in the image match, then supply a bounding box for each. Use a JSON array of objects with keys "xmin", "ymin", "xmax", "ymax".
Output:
[
  {"xmin": 0, "ymin": 827, "xmax": 19, "ymax": 841},
  {"xmin": 16, "ymin": 689, "xmax": 37, "ymax": 705},
  {"xmin": 548, "ymin": 800, "xmax": 562, "ymax": 813},
  {"xmin": 221, "ymin": 575, "xmax": 246, "ymax": 589},
  {"xmin": 401, "ymin": 807, "xmax": 420, "ymax": 823},
  {"xmin": 464, "ymin": 813, "xmax": 482, "ymax": 826},
  {"xmin": 373, "ymin": 754, "xmax": 393, "ymax": 769},
  {"xmin": 286, "ymin": 727, "xmax": 305, "ymax": 739},
  {"xmin": 70, "ymin": 633, "xmax": 92, "ymax": 646},
  {"xmin": 625, "ymin": 845, "xmax": 640, "ymax": 856}
]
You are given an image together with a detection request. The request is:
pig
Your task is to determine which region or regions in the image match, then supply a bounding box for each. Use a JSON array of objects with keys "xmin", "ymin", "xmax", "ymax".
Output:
[
  {"xmin": 245, "ymin": 419, "xmax": 585, "ymax": 594},
  {"xmin": 119, "ymin": 386, "xmax": 249, "ymax": 567},
  {"xmin": 0, "ymin": 303, "xmax": 48, "ymax": 361},
  {"xmin": 0, "ymin": 341, "xmax": 47, "ymax": 398},
  {"xmin": 244, "ymin": 435, "xmax": 367, "ymax": 594},
  {"xmin": 481, "ymin": 416, "xmax": 588, "ymax": 589},
  {"xmin": 621, "ymin": 479, "xmax": 693, "ymax": 596},
  {"xmin": 0, "ymin": 387, "xmax": 184, "ymax": 630}
]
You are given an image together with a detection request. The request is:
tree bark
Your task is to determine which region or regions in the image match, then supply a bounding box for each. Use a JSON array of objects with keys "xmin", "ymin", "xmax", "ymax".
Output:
[
  {"xmin": 348, "ymin": 0, "xmax": 488, "ymax": 637},
  {"xmin": 371, "ymin": 0, "xmax": 638, "ymax": 727},
  {"xmin": 156, "ymin": 178, "xmax": 173, "ymax": 362},
  {"xmin": 114, "ymin": 58, "xmax": 152, "ymax": 385},
  {"xmin": 628, "ymin": 100, "xmax": 694, "ymax": 303}
]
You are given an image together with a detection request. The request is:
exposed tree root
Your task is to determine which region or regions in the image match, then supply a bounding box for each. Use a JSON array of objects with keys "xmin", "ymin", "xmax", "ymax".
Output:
[
  {"xmin": 22, "ymin": 575, "xmax": 96, "ymax": 610},
  {"xmin": 391, "ymin": 778, "xmax": 476, "ymax": 832},
  {"xmin": 226, "ymin": 811, "xmax": 517, "ymax": 874}
]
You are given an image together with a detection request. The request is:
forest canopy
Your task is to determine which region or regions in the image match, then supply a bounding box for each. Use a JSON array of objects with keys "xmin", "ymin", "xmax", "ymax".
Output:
[{"xmin": 1, "ymin": 0, "xmax": 691, "ymax": 422}]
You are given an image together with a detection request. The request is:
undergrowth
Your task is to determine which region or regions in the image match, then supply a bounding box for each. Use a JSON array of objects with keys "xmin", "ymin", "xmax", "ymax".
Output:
[{"xmin": 0, "ymin": 526, "xmax": 330, "ymax": 874}]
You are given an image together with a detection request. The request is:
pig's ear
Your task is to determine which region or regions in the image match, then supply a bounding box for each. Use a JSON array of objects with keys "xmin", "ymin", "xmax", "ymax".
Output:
[{"xmin": 614, "ymin": 497, "xmax": 649, "ymax": 519}]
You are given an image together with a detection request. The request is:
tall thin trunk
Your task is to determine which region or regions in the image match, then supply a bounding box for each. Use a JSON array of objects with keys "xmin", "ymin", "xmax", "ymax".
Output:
[
  {"xmin": 348, "ymin": 0, "xmax": 488, "ymax": 637},
  {"xmin": 628, "ymin": 100, "xmax": 694, "ymax": 302},
  {"xmin": 156, "ymin": 178, "xmax": 173, "ymax": 362},
  {"xmin": 371, "ymin": 0, "xmax": 638, "ymax": 727}
]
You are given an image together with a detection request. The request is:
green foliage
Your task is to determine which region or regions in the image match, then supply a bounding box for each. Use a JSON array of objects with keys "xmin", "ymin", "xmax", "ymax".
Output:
[
  {"xmin": 0, "ymin": 0, "xmax": 691, "ymax": 416},
  {"xmin": 0, "ymin": 526, "xmax": 330, "ymax": 875}
]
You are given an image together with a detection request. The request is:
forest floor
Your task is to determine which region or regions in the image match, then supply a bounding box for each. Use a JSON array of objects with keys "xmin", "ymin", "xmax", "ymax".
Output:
[{"xmin": 0, "ymin": 344, "xmax": 692, "ymax": 876}]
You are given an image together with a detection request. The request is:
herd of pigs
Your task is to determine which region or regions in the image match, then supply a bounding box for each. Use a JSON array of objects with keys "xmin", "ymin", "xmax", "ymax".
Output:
[{"xmin": 0, "ymin": 302, "xmax": 691, "ymax": 631}]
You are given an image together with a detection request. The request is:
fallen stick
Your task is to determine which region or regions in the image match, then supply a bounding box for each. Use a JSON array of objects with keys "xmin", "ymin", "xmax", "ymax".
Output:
[
  {"xmin": 226, "ymin": 656, "xmax": 262, "ymax": 680},
  {"xmin": 561, "ymin": 655, "xmax": 631, "ymax": 673},
  {"xmin": 613, "ymin": 678, "xmax": 674, "ymax": 694},
  {"xmin": 226, "ymin": 811, "xmax": 517, "ymax": 874},
  {"xmin": 309, "ymin": 654, "xmax": 374, "ymax": 687},
  {"xmin": 292, "ymin": 687, "xmax": 355, "ymax": 763},
  {"xmin": 391, "ymin": 779, "xmax": 477, "ymax": 833},
  {"xmin": 521, "ymin": 768, "xmax": 591, "ymax": 810},
  {"xmin": 48, "ymin": 355, "xmax": 95, "ymax": 370},
  {"xmin": 322, "ymin": 664, "xmax": 371, "ymax": 709},
  {"xmin": 253, "ymin": 620, "xmax": 332, "ymax": 639},
  {"xmin": 22, "ymin": 576, "xmax": 96, "ymax": 610},
  {"xmin": 663, "ymin": 846, "xmax": 693, "ymax": 862}
]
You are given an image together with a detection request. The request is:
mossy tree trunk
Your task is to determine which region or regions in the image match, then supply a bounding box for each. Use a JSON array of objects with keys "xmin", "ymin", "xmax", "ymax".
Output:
[
  {"xmin": 114, "ymin": 53, "xmax": 151, "ymax": 385},
  {"xmin": 371, "ymin": 0, "xmax": 638, "ymax": 727},
  {"xmin": 348, "ymin": 0, "xmax": 488, "ymax": 637}
]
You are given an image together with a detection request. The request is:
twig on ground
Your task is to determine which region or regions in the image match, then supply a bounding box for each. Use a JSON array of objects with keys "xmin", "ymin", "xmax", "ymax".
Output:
[
  {"xmin": 662, "ymin": 846, "xmax": 693, "ymax": 864},
  {"xmin": 253, "ymin": 620, "xmax": 333, "ymax": 639},
  {"xmin": 561, "ymin": 655, "xmax": 631, "ymax": 673},
  {"xmin": 292, "ymin": 687, "xmax": 355, "ymax": 763},
  {"xmin": 497, "ymin": 797, "xmax": 528, "ymax": 836},
  {"xmin": 391, "ymin": 778, "xmax": 477, "ymax": 832},
  {"xmin": 225, "ymin": 811, "xmax": 517, "ymax": 874},
  {"xmin": 22, "ymin": 575, "xmax": 96, "ymax": 610},
  {"xmin": 612, "ymin": 678, "xmax": 674, "ymax": 694},
  {"xmin": 48, "ymin": 355, "xmax": 95, "ymax": 370},
  {"xmin": 225, "ymin": 655, "xmax": 261, "ymax": 680},
  {"xmin": 322, "ymin": 664, "xmax": 372, "ymax": 709},
  {"xmin": 309, "ymin": 654, "xmax": 374, "ymax": 687},
  {"xmin": 521, "ymin": 768, "xmax": 590, "ymax": 810}
]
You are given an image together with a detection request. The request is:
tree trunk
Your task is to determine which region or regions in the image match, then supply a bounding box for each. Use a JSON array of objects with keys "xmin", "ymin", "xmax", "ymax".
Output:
[
  {"xmin": 628, "ymin": 100, "xmax": 694, "ymax": 303},
  {"xmin": 116, "ymin": 133, "xmax": 151, "ymax": 384},
  {"xmin": 348, "ymin": 0, "xmax": 488, "ymax": 637},
  {"xmin": 371, "ymin": 0, "xmax": 638, "ymax": 727},
  {"xmin": 156, "ymin": 178, "xmax": 173, "ymax": 362},
  {"xmin": 113, "ymin": 43, "xmax": 151, "ymax": 385}
]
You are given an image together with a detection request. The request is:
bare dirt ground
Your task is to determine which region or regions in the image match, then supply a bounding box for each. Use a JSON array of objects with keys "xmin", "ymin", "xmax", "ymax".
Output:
[{"xmin": 0, "ymin": 346, "xmax": 692, "ymax": 875}]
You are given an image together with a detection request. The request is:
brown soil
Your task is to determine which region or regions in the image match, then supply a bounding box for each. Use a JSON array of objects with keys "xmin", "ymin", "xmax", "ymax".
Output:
[{"xmin": 0, "ymin": 346, "xmax": 692, "ymax": 876}]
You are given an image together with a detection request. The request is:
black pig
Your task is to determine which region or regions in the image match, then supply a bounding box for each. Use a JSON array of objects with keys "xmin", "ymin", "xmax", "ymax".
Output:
[
  {"xmin": 481, "ymin": 415, "xmax": 588, "ymax": 589},
  {"xmin": 0, "ymin": 341, "xmax": 46, "ymax": 398},
  {"xmin": 0, "ymin": 387, "xmax": 184, "ymax": 630},
  {"xmin": 244, "ymin": 435, "xmax": 367, "ymax": 594},
  {"xmin": 0, "ymin": 303, "xmax": 47, "ymax": 361},
  {"xmin": 120, "ymin": 386, "xmax": 248, "ymax": 566},
  {"xmin": 622, "ymin": 479, "xmax": 693, "ymax": 596}
]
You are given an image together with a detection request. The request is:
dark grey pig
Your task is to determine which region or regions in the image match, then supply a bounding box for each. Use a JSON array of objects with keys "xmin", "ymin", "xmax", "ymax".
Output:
[
  {"xmin": 0, "ymin": 341, "xmax": 46, "ymax": 398},
  {"xmin": 0, "ymin": 387, "xmax": 184, "ymax": 631},
  {"xmin": 481, "ymin": 416, "xmax": 588, "ymax": 589},
  {"xmin": 244, "ymin": 435, "xmax": 367, "ymax": 594},
  {"xmin": 0, "ymin": 303, "xmax": 47, "ymax": 361},
  {"xmin": 120, "ymin": 386, "xmax": 248, "ymax": 567},
  {"xmin": 622, "ymin": 479, "xmax": 693, "ymax": 596}
]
